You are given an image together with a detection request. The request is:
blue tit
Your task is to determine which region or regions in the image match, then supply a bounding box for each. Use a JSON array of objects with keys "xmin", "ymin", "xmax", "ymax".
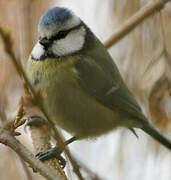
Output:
[{"xmin": 27, "ymin": 7, "xmax": 171, "ymax": 162}]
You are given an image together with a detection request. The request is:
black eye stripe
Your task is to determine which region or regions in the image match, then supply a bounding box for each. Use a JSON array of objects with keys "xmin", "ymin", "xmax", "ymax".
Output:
[
  {"xmin": 50, "ymin": 23, "xmax": 82, "ymax": 41},
  {"xmin": 50, "ymin": 30, "xmax": 69, "ymax": 41}
]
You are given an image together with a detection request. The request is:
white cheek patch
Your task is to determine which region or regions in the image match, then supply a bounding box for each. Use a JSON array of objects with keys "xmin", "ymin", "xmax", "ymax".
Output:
[
  {"xmin": 31, "ymin": 42, "xmax": 45, "ymax": 60},
  {"xmin": 51, "ymin": 26, "xmax": 86, "ymax": 56}
]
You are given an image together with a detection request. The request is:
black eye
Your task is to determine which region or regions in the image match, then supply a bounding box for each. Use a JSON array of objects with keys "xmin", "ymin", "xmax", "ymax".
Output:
[{"xmin": 51, "ymin": 30, "xmax": 69, "ymax": 41}]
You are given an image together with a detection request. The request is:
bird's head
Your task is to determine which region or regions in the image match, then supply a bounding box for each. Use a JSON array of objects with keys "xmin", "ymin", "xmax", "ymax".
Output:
[{"xmin": 31, "ymin": 7, "xmax": 87, "ymax": 60}]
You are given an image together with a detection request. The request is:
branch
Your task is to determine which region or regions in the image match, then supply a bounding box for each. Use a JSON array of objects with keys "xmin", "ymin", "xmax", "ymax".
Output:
[
  {"xmin": 18, "ymin": 156, "xmax": 34, "ymax": 180},
  {"xmin": 0, "ymin": 127, "xmax": 66, "ymax": 180},
  {"xmin": 104, "ymin": 0, "xmax": 170, "ymax": 48},
  {"xmin": 28, "ymin": 116, "xmax": 67, "ymax": 178}
]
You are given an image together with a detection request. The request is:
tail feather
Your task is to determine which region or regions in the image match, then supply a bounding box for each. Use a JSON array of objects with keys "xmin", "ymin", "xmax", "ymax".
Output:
[{"xmin": 141, "ymin": 122, "xmax": 171, "ymax": 150}]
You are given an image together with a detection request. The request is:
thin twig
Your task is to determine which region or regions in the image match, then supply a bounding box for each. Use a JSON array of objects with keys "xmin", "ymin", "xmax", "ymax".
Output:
[
  {"xmin": 0, "ymin": 126, "xmax": 65, "ymax": 180},
  {"xmin": 104, "ymin": 0, "xmax": 170, "ymax": 48},
  {"xmin": 18, "ymin": 156, "xmax": 34, "ymax": 180},
  {"xmin": 66, "ymin": 152, "xmax": 102, "ymax": 180}
]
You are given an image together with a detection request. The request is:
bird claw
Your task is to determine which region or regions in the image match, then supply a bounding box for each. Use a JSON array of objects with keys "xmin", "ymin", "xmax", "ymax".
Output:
[
  {"xmin": 24, "ymin": 115, "xmax": 47, "ymax": 132},
  {"xmin": 26, "ymin": 115, "xmax": 47, "ymax": 127},
  {"xmin": 36, "ymin": 147, "xmax": 66, "ymax": 168}
]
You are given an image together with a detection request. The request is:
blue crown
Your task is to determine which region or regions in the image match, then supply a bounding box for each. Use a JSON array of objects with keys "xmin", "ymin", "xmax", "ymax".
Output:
[{"xmin": 39, "ymin": 7, "xmax": 71, "ymax": 29}]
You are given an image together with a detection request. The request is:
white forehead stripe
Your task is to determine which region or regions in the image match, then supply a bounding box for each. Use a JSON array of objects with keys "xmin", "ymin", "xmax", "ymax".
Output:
[
  {"xmin": 50, "ymin": 26, "xmax": 86, "ymax": 56},
  {"xmin": 31, "ymin": 42, "xmax": 45, "ymax": 60}
]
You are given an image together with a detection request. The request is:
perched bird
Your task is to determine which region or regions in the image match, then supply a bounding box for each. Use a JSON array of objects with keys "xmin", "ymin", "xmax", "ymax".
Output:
[{"xmin": 27, "ymin": 7, "xmax": 171, "ymax": 164}]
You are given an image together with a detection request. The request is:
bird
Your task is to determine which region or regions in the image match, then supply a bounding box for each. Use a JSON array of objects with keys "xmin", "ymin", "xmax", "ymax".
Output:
[{"xmin": 27, "ymin": 7, "xmax": 171, "ymax": 166}]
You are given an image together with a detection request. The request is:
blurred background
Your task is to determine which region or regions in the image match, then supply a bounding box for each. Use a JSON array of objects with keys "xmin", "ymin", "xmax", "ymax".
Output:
[{"xmin": 0, "ymin": 0, "xmax": 171, "ymax": 179}]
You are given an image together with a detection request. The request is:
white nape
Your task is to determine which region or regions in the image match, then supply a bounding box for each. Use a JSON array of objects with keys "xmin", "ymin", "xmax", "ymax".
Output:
[{"xmin": 63, "ymin": 11, "xmax": 81, "ymax": 30}]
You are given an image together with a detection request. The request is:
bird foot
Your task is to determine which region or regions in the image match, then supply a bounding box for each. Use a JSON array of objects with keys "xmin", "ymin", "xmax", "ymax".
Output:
[
  {"xmin": 36, "ymin": 147, "xmax": 66, "ymax": 168},
  {"xmin": 26, "ymin": 115, "xmax": 47, "ymax": 127}
]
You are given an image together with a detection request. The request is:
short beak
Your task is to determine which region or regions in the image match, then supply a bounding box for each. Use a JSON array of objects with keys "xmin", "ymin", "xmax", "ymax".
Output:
[{"xmin": 39, "ymin": 37, "xmax": 49, "ymax": 46}]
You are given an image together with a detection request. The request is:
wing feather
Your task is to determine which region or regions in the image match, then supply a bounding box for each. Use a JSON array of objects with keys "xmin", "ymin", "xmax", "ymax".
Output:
[{"xmin": 75, "ymin": 37, "xmax": 145, "ymax": 121}]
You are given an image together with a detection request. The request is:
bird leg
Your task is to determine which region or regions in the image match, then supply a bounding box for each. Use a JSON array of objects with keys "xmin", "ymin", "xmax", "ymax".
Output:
[{"xmin": 36, "ymin": 136, "xmax": 77, "ymax": 168}]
